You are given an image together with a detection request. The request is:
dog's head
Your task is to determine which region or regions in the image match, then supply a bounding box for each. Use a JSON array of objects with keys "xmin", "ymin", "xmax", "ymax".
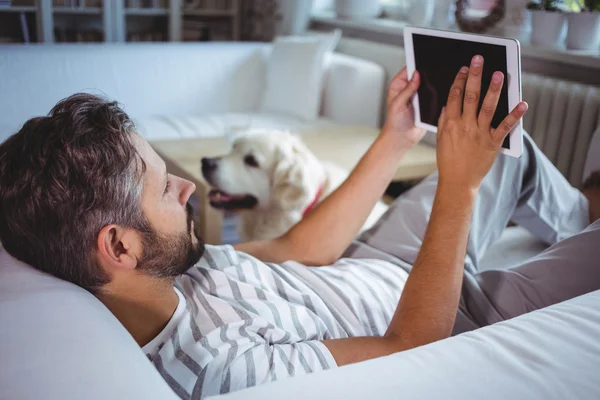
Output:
[{"xmin": 201, "ymin": 130, "xmax": 324, "ymax": 212}]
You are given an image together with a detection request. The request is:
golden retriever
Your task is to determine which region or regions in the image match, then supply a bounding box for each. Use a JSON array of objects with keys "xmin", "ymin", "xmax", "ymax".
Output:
[{"xmin": 201, "ymin": 130, "xmax": 388, "ymax": 242}]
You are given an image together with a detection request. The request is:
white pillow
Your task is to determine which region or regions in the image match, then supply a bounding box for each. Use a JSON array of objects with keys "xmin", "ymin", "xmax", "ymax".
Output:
[
  {"xmin": 0, "ymin": 248, "xmax": 179, "ymax": 399},
  {"xmin": 259, "ymin": 34, "xmax": 337, "ymax": 120}
]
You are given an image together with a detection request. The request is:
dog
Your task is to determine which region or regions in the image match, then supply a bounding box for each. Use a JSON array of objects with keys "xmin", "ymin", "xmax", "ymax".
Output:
[{"xmin": 201, "ymin": 130, "xmax": 388, "ymax": 242}]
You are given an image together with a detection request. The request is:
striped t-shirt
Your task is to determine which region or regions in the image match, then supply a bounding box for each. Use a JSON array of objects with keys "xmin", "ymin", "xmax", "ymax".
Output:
[{"xmin": 143, "ymin": 244, "xmax": 409, "ymax": 399}]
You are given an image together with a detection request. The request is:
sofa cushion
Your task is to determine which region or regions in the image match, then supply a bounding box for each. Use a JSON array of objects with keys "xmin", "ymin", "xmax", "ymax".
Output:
[
  {"xmin": 321, "ymin": 52, "xmax": 385, "ymax": 128},
  {"xmin": 136, "ymin": 112, "xmax": 334, "ymax": 141},
  {"xmin": 0, "ymin": 247, "xmax": 178, "ymax": 400},
  {"xmin": 260, "ymin": 36, "xmax": 332, "ymax": 120}
]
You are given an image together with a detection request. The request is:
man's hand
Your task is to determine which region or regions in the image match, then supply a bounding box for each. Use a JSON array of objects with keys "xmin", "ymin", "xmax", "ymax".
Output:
[
  {"xmin": 382, "ymin": 68, "xmax": 427, "ymax": 147},
  {"xmin": 436, "ymin": 55, "xmax": 528, "ymax": 191}
]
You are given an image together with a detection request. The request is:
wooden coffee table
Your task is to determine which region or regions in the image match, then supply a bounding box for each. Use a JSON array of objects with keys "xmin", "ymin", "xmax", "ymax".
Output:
[{"xmin": 151, "ymin": 125, "xmax": 437, "ymax": 245}]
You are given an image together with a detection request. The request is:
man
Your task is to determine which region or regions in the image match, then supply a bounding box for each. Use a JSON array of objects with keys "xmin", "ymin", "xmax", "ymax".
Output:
[{"xmin": 0, "ymin": 57, "xmax": 598, "ymax": 399}]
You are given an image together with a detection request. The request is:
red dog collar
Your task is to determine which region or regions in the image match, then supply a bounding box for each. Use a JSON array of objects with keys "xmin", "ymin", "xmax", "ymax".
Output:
[{"xmin": 302, "ymin": 183, "xmax": 324, "ymax": 218}]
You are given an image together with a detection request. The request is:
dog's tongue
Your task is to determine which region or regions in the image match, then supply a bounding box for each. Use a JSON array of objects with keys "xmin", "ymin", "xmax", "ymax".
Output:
[
  {"xmin": 208, "ymin": 189, "xmax": 258, "ymax": 211},
  {"xmin": 209, "ymin": 189, "xmax": 234, "ymax": 203}
]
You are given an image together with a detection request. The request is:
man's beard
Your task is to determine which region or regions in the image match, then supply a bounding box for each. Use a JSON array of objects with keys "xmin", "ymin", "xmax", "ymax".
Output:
[{"xmin": 137, "ymin": 203, "xmax": 205, "ymax": 278}]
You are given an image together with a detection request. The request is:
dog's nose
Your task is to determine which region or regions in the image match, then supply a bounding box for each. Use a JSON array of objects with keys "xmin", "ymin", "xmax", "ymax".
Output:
[{"xmin": 201, "ymin": 157, "xmax": 218, "ymax": 173}]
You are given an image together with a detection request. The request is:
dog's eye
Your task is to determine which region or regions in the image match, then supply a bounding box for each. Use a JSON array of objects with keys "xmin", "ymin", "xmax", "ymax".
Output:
[{"xmin": 244, "ymin": 154, "xmax": 259, "ymax": 168}]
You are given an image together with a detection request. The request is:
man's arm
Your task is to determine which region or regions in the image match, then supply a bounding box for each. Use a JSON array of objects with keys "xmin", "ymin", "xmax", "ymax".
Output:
[
  {"xmin": 235, "ymin": 68, "xmax": 427, "ymax": 265},
  {"xmin": 323, "ymin": 182, "xmax": 477, "ymax": 362},
  {"xmin": 324, "ymin": 57, "xmax": 529, "ymax": 364}
]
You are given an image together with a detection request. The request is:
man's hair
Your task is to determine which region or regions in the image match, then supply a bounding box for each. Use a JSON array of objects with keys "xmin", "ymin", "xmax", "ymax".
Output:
[{"xmin": 0, "ymin": 93, "xmax": 148, "ymax": 294}]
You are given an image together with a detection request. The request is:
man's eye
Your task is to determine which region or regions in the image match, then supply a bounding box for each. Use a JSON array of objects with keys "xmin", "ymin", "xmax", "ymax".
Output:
[
  {"xmin": 244, "ymin": 154, "xmax": 259, "ymax": 168},
  {"xmin": 164, "ymin": 180, "xmax": 170, "ymax": 194}
]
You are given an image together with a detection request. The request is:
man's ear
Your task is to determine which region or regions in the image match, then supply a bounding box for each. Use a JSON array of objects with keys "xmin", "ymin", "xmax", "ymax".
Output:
[{"xmin": 96, "ymin": 225, "xmax": 141, "ymax": 274}]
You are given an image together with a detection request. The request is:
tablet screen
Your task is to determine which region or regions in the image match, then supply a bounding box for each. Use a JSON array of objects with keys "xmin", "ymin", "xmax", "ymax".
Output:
[{"xmin": 412, "ymin": 33, "xmax": 510, "ymax": 149}]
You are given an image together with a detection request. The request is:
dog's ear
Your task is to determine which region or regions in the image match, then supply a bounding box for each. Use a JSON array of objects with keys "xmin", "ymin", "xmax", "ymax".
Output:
[{"xmin": 272, "ymin": 136, "xmax": 322, "ymax": 211}]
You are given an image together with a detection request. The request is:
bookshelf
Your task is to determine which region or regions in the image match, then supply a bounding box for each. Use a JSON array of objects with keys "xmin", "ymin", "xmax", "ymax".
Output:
[
  {"xmin": 118, "ymin": 0, "xmax": 240, "ymax": 42},
  {"xmin": 180, "ymin": 0, "xmax": 239, "ymax": 42},
  {"xmin": 54, "ymin": 6, "xmax": 103, "ymax": 15},
  {"xmin": 0, "ymin": 5, "xmax": 36, "ymax": 12},
  {"xmin": 125, "ymin": 8, "xmax": 168, "ymax": 16},
  {"xmin": 53, "ymin": 1, "xmax": 111, "ymax": 43},
  {"xmin": 0, "ymin": 0, "xmax": 111, "ymax": 43},
  {"xmin": 0, "ymin": 1, "xmax": 38, "ymax": 43},
  {"xmin": 0, "ymin": 0, "xmax": 239, "ymax": 43},
  {"xmin": 117, "ymin": 0, "xmax": 168, "ymax": 42}
]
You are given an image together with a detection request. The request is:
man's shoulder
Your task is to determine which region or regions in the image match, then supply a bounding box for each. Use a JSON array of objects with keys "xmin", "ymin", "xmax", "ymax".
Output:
[
  {"xmin": 182, "ymin": 244, "xmax": 261, "ymax": 281},
  {"xmin": 198, "ymin": 244, "xmax": 239, "ymax": 270}
]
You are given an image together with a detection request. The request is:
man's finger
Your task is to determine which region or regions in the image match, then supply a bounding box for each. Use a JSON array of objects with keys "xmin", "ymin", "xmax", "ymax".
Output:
[
  {"xmin": 446, "ymin": 66, "xmax": 469, "ymax": 119},
  {"xmin": 390, "ymin": 71, "xmax": 420, "ymax": 110},
  {"xmin": 463, "ymin": 55, "xmax": 484, "ymax": 121},
  {"xmin": 387, "ymin": 67, "xmax": 409, "ymax": 107},
  {"xmin": 492, "ymin": 102, "xmax": 528, "ymax": 145},
  {"xmin": 477, "ymin": 71, "xmax": 504, "ymax": 131}
]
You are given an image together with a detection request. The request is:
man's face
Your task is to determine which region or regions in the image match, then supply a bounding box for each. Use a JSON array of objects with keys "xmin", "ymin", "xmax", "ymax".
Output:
[{"xmin": 133, "ymin": 135, "xmax": 205, "ymax": 278}]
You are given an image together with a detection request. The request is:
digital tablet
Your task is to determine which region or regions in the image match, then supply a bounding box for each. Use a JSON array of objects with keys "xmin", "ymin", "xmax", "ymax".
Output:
[{"xmin": 404, "ymin": 27, "xmax": 523, "ymax": 158}]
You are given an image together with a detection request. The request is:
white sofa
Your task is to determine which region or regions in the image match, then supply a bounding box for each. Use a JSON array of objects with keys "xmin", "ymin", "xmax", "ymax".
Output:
[
  {"xmin": 0, "ymin": 42, "xmax": 384, "ymax": 144},
  {"xmin": 1, "ymin": 43, "xmax": 600, "ymax": 400}
]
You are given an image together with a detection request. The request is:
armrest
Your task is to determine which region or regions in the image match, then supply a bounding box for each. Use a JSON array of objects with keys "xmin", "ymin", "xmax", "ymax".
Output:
[
  {"xmin": 211, "ymin": 289, "xmax": 600, "ymax": 400},
  {"xmin": 321, "ymin": 53, "xmax": 385, "ymax": 128}
]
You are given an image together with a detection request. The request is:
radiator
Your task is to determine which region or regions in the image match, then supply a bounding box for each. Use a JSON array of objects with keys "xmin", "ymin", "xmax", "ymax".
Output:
[{"xmin": 522, "ymin": 73, "xmax": 600, "ymax": 187}]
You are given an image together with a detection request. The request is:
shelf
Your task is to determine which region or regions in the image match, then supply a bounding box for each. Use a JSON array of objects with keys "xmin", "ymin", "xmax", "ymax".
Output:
[
  {"xmin": 53, "ymin": 7, "xmax": 102, "ymax": 15},
  {"xmin": 125, "ymin": 8, "xmax": 168, "ymax": 16},
  {"xmin": 310, "ymin": 11, "xmax": 600, "ymax": 72},
  {"xmin": 0, "ymin": 6, "xmax": 36, "ymax": 12},
  {"xmin": 183, "ymin": 9, "xmax": 235, "ymax": 17},
  {"xmin": 1, "ymin": 0, "xmax": 241, "ymax": 43}
]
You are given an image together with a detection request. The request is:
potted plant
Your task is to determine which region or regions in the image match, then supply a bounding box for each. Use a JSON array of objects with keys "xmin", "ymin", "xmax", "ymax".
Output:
[
  {"xmin": 494, "ymin": 0, "xmax": 532, "ymax": 43},
  {"xmin": 565, "ymin": 0, "xmax": 600, "ymax": 50},
  {"xmin": 527, "ymin": 0, "xmax": 568, "ymax": 48}
]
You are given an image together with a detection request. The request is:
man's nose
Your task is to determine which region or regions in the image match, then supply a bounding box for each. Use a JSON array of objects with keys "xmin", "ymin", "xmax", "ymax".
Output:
[
  {"xmin": 180, "ymin": 179, "xmax": 196, "ymax": 206},
  {"xmin": 201, "ymin": 157, "xmax": 218, "ymax": 172}
]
